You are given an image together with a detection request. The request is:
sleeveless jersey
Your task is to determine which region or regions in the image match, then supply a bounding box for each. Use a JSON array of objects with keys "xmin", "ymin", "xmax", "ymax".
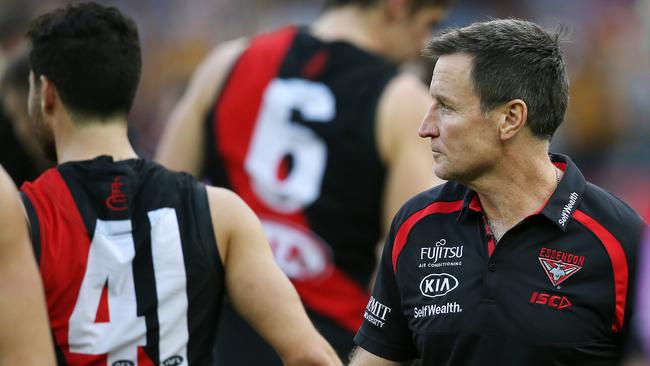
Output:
[
  {"xmin": 21, "ymin": 156, "xmax": 223, "ymax": 366},
  {"xmin": 204, "ymin": 25, "xmax": 398, "ymax": 337}
]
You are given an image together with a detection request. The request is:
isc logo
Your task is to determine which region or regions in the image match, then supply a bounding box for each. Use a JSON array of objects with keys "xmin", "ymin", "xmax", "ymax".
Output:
[
  {"xmin": 529, "ymin": 291, "xmax": 572, "ymax": 309},
  {"xmin": 419, "ymin": 273, "xmax": 459, "ymax": 298}
]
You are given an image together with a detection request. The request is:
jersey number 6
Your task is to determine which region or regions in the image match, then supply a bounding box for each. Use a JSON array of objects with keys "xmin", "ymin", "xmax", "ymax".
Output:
[{"xmin": 245, "ymin": 78, "xmax": 336, "ymax": 213}]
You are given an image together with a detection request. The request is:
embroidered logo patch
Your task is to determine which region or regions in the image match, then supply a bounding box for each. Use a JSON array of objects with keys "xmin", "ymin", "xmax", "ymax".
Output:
[
  {"xmin": 529, "ymin": 291, "xmax": 572, "ymax": 310},
  {"xmin": 105, "ymin": 176, "xmax": 127, "ymax": 211},
  {"xmin": 538, "ymin": 258, "xmax": 582, "ymax": 286}
]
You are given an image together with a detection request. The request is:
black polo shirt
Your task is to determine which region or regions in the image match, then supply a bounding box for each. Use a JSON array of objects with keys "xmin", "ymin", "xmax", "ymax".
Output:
[{"xmin": 354, "ymin": 154, "xmax": 644, "ymax": 365}]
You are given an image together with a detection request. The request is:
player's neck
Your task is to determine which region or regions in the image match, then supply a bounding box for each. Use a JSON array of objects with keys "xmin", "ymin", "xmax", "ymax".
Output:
[
  {"xmin": 311, "ymin": 6, "xmax": 389, "ymax": 58},
  {"xmin": 55, "ymin": 117, "xmax": 138, "ymax": 165},
  {"xmin": 470, "ymin": 144, "xmax": 560, "ymax": 238}
]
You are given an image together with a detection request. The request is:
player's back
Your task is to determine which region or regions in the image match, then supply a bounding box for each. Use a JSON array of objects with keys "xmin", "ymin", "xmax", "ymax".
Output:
[
  {"xmin": 21, "ymin": 156, "xmax": 223, "ymax": 366},
  {"xmin": 206, "ymin": 25, "xmax": 399, "ymax": 360}
]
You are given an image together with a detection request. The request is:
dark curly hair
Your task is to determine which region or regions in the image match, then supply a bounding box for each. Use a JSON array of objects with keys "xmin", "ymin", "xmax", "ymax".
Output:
[
  {"xmin": 27, "ymin": 2, "xmax": 141, "ymax": 120},
  {"xmin": 424, "ymin": 19, "xmax": 570, "ymax": 140}
]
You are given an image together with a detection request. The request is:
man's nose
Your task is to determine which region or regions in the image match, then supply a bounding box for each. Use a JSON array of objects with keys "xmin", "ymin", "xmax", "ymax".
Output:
[{"xmin": 418, "ymin": 106, "xmax": 438, "ymax": 138}]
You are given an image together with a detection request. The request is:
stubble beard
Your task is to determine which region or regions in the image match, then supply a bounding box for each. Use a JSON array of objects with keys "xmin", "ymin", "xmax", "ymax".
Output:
[{"xmin": 29, "ymin": 101, "xmax": 57, "ymax": 163}]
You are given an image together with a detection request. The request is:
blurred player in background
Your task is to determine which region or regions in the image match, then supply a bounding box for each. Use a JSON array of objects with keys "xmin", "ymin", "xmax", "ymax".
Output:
[
  {"xmin": 1, "ymin": 51, "xmax": 53, "ymax": 184},
  {"xmin": 157, "ymin": 0, "xmax": 450, "ymax": 362},
  {"xmin": 0, "ymin": 165, "xmax": 55, "ymax": 365},
  {"xmin": 0, "ymin": 4, "xmax": 50, "ymax": 186},
  {"xmin": 21, "ymin": 3, "xmax": 341, "ymax": 365}
]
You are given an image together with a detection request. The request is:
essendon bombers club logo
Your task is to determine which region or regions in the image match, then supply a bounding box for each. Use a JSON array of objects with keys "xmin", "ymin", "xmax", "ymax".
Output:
[
  {"xmin": 538, "ymin": 247, "xmax": 584, "ymax": 286},
  {"xmin": 106, "ymin": 176, "xmax": 128, "ymax": 212}
]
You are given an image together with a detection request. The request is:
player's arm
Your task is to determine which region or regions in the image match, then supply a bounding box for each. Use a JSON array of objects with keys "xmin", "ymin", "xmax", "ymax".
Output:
[
  {"xmin": 376, "ymin": 72, "xmax": 444, "ymax": 231},
  {"xmin": 0, "ymin": 167, "xmax": 55, "ymax": 365},
  {"xmin": 155, "ymin": 38, "xmax": 247, "ymax": 176},
  {"xmin": 349, "ymin": 347, "xmax": 402, "ymax": 366},
  {"xmin": 206, "ymin": 187, "xmax": 342, "ymax": 366}
]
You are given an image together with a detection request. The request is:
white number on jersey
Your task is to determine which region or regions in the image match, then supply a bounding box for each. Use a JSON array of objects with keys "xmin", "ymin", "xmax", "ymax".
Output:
[
  {"xmin": 245, "ymin": 78, "xmax": 336, "ymax": 213},
  {"xmin": 68, "ymin": 208, "xmax": 189, "ymax": 365}
]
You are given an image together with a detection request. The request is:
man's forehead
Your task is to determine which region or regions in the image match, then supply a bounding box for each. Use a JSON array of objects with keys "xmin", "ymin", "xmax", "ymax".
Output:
[
  {"xmin": 432, "ymin": 54, "xmax": 473, "ymax": 81},
  {"xmin": 429, "ymin": 53, "xmax": 473, "ymax": 95}
]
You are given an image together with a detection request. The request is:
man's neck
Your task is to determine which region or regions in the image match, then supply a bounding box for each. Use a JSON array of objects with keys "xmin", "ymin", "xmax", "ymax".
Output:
[
  {"xmin": 311, "ymin": 6, "xmax": 388, "ymax": 58},
  {"xmin": 469, "ymin": 150, "xmax": 561, "ymax": 242},
  {"xmin": 55, "ymin": 117, "xmax": 138, "ymax": 164}
]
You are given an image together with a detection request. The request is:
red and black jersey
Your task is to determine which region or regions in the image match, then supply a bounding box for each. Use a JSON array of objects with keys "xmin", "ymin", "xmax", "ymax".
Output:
[
  {"xmin": 21, "ymin": 156, "xmax": 223, "ymax": 366},
  {"xmin": 203, "ymin": 25, "xmax": 398, "ymax": 358},
  {"xmin": 355, "ymin": 154, "xmax": 645, "ymax": 365}
]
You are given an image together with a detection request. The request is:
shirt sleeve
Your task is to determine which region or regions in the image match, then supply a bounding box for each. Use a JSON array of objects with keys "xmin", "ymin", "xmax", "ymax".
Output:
[{"xmin": 354, "ymin": 216, "xmax": 418, "ymax": 361}]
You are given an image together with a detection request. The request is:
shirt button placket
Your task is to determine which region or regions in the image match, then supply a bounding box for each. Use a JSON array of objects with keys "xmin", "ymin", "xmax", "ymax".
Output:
[{"xmin": 483, "ymin": 259, "xmax": 499, "ymax": 300}]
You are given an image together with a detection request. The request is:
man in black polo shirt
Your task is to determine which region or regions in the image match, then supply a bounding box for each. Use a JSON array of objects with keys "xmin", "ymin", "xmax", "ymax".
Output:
[{"xmin": 351, "ymin": 19, "xmax": 645, "ymax": 366}]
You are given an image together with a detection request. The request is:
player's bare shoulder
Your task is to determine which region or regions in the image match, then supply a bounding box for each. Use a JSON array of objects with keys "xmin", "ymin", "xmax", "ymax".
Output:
[
  {"xmin": 156, "ymin": 37, "xmax": 249, "ymax": 174},
  {"xmin": 376, "ymin": 71, "xmax": 431, "ymax": 162},
  {"xmin": 204, "ymin": 186, "xmax": 258, "ymax": 260},
  {"xmin": 204, "ymin": 186, "xmax": 248, "ymax": 218},
  {"xmin": 188, "ymin": 37, "xmax": 249, "ymax": 108},
  {"xmin": 0, "ymin": 167, "xmax": 24, "ymax": 223},
  {"xmin": 168, "ymin": 36, "xmax": 250, "ymax": 123},
  {"xmin": 0, "ymin": 167, "xmax": 14, "ymax": 197}
]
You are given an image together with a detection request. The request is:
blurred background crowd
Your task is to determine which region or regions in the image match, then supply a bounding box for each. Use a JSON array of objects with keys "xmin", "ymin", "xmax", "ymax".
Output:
[{"xmin": 1, "ymin": 0, "xmax": 648, "ymax": 220}]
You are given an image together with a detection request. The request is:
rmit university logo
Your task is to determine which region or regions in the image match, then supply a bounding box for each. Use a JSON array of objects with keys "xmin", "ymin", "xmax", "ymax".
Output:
[
  {"xmin": 419, "ymin": 273, "xmax": 458, "ymax": 298},
  {"xmin": 538, "ymin": 247, "xmax": 584, "ymax": 286},
  {"xmin": 363, "ymin": 296, "xmax": 391, "ymax": 328}
]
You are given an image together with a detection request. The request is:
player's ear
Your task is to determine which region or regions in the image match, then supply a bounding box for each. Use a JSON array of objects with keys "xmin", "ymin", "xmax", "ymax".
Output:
[
  {"xmin": 39, "ymin": 75, "xmax": 57, "ymax": 115},
  {"xmin": 498, "ymin": 98, "xmax": 528, "ymax": 141},
  {"xmin": 385, "ymin": 0, "xmax": 411, "ymax": 21}
]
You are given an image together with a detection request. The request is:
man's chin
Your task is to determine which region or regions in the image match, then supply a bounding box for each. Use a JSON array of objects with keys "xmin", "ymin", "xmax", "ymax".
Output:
[{"xmin": 433, "ymin": 167, "xmax": 451, "ymax": 181}]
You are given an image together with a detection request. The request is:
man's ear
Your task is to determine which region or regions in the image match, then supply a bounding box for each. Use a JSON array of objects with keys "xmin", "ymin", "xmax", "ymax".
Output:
[
  {"xmin": 498, "ymin": 99, "xmax": 528, "ymax": 141},
  {"xmin": 39, "ymin": 75, "xmax": 57, "ymax": 115}
]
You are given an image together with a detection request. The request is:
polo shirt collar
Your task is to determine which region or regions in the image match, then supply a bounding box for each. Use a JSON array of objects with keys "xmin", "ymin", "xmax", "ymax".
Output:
[
  {"xmin": 540, "ymin": 153, "xmax": 587, "ymax": 230},
  {"xmin": 458, "ymin": 153, "xmax": 587, "ymax": 230}
]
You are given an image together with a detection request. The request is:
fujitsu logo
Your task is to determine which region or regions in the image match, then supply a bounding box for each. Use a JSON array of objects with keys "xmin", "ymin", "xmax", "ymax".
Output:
[
  {"xmin": 558, "ymin": 192, "xmax": 578, "ymax": 226},
  {"xmin": 105, "ymin": 176, "xmax": 127, "ymax": 211},
  {"xmin": 420, "ymin": 239, "xmax": 463, "ymax": 263}
]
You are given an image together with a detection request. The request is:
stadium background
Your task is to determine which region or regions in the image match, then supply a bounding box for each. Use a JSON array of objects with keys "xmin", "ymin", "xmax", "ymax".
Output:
[{"xmin": 1, "ymin": 0, "xmax": 648, "ymax": 221}]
